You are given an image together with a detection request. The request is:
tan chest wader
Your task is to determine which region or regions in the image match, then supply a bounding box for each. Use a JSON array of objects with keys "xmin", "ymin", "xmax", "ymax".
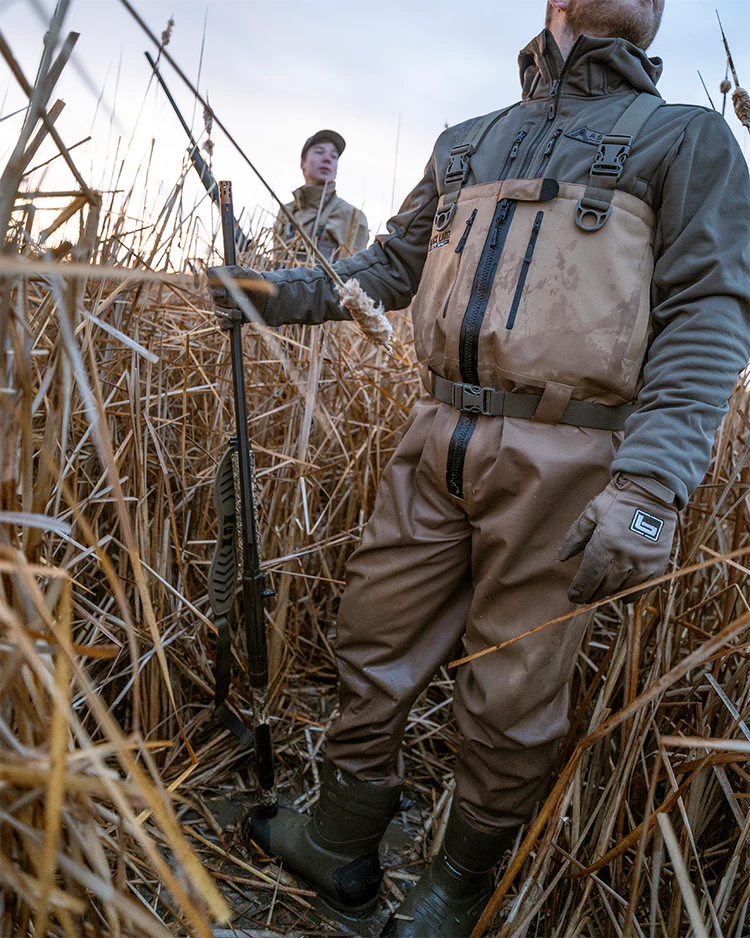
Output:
[
  {"xmin": 325, "ymin": 94, "xmax": 664, "ymax": 833},
  {"xmin": 414, "ymin": 92, "xmax": 662, "ymax": 495}
]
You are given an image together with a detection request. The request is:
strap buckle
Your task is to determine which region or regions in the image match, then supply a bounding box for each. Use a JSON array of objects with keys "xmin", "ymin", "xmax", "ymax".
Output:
[
  {"xmin": 453, "ymin": 382, "xmax": 492, "ymax": 415},
  {"xmin": 575, "ymin": 196, "xmax": 613, "ymax": 232},
  {"xmin": 591, "ymin": 133, "xmax": 633, "ymax": 179},
  {"xmin": 445, "ymin": 143, "xmax": 473, "ymax": 188}
]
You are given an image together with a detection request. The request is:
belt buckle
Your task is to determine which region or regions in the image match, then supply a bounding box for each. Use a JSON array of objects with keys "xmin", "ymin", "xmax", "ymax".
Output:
[{"xmin": 455, "ymin": 383, "xmax": 489, "ymax": 415}]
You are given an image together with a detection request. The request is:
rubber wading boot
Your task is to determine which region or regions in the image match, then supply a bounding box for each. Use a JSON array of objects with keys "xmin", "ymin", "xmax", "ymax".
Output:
[
  {"xmin": 249, "ymin": 760, "xmax": 401, "ymax": 923},
  {"xmin": 381, "ymin": 804, "xmax": 516, "ymax": 938}
]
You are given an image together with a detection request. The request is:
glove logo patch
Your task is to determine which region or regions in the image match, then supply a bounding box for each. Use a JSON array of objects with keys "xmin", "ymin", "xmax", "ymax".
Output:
[{"xmin": 630, "ymin": 510, "xmax": 663, "ymax": 542}]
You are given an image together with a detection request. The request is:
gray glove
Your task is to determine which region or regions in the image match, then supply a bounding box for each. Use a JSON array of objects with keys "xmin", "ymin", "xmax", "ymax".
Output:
[
  {"xmin": 206, "ymin": 265, "xmax": 270, "ymax": 327},
  {"xmin": 559, "ymin": 473, "xmax": 678, "ymax": 605}
]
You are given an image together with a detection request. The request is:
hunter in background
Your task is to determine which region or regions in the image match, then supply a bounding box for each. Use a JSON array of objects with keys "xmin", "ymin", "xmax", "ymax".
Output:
[{"xmin": 274, "ymin": 129, "xmax": 369, "ymax": 264}]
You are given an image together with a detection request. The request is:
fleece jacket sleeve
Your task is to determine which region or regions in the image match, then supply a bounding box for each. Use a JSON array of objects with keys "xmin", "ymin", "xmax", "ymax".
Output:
[
  {"xmin": 611, "ymin": 109, "xmax": 750, "ymax": 509},
  {"xmin": 257, "ymin": 157, "xmax": 439, "ymax": 326}
]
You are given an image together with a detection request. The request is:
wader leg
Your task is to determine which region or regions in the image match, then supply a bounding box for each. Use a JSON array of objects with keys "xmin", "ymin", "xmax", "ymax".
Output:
[
  {"xmin": 450, "ymin": 416, "xmax": 617, "ymax": 830},
  {"xmin": 327, "ymin": 399, "xmax": 473, "ymax": 784}
]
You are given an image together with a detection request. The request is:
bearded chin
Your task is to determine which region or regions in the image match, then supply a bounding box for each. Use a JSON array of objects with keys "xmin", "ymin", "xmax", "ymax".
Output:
[{"xmin": 567, "ymin": 0, "xmax": 660, "ymax": 50}]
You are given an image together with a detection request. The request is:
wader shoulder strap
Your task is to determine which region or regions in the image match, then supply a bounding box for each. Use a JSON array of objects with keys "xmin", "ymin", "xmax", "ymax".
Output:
[
  {"xmin": 443, "ymin": 104, "xmax": 520, "ymax": 198},
  {"xmin": 310, "ymin": 192, "xmax": 341, "ymax": 242},
  {"xmin": 575, "ymin": 92, "xmax": 663, "ymax": 231}
]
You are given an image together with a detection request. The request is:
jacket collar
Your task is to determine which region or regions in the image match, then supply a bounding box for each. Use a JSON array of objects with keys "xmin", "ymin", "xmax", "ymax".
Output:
[
  {"xmin": 518, "ymin": 29, "xmax": 662, "ymax": 100},
  {"xmin": 292, "ymin": 181, "xmax": 337, "ymax": 212}
]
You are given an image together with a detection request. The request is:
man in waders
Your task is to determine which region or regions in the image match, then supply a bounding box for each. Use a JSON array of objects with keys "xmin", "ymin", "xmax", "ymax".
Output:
[
  {"xmin": 274, "ymin": 129, "xmax": 369, "ymax": 263},
  {"xmin": 209, "ymin": 0, "xmax": 750, "ymax": 934}
]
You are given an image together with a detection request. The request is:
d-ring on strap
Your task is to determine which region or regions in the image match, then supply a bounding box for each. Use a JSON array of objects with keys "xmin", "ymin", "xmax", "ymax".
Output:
[{"xmin": 575, "ymin": 92, "xmax": 663, "ymax": 232}]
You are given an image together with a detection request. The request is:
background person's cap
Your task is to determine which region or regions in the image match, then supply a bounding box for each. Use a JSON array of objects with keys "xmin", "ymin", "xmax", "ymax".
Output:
[{"xmin": 301, "ymin": 129, "xmax": 346, "ymax": 160}]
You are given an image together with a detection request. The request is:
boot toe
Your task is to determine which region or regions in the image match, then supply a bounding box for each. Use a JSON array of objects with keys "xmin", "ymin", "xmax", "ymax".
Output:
[
  {"xmin": 380, "ymin": 862, "xmax": 492, "ymax": 937},
  {"xmin": 247, "ymin": 805, "xmax": 306, "ymax": 857}
]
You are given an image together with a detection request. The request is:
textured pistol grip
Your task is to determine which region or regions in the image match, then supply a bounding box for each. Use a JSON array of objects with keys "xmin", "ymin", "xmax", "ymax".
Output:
[{"xmin": 208, "ymin": 446, "xmax": 238, "ymax": 616}]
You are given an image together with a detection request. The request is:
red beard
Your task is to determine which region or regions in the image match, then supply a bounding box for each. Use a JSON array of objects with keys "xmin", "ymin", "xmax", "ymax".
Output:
[{"xmin": 566, "ymin": 0, "xmax": 664, "ymax": 50}]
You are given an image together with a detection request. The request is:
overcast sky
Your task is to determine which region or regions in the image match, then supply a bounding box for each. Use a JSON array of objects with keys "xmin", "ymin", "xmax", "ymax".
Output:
[{"xmin": 1, "ymin": 0, "xmax": 749, "ymax": 256}]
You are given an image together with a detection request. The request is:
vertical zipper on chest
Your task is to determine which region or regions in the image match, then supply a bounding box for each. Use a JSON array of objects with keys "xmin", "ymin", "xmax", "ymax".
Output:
[
  {"xmin": 547, "ymin": 80, "xmax": 561, "ymax": 121},
  {"xmin": 518, "ymin": 80, "xmax": 561, "ymax": 178},
  {"xmin": 506, "ymin": 211, "xmax": 545, "ymax": 330},
  {"xmin": 442, "ymin": 209, "xmax": 477, "ymax": 318},
  {"xmin": 459, "ymin": 197, "xmax": 517, "ymax": 383},
  {"xmin": 537, "ymin": 128, "xmax": 563, "ymax": 176},
  {"xmin": 497, "ymin": 128, "xmax": 529, "ymax": 181}
]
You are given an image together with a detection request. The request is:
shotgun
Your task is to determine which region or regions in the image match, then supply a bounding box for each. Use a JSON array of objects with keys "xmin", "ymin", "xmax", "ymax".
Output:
[{"xmin": 207, "ymin": 180, "xmax": 276, "ymax": 812}]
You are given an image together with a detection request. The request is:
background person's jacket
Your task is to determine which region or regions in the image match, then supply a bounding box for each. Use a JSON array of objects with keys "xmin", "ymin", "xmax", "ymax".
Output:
[{"xmin": 274, "ymin": 182, "xmax": 369, "ymax": 262}]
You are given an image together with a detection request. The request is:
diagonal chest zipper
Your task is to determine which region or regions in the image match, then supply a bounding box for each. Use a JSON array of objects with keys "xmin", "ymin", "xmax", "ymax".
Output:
[
  {"xmin": 537, "ymin": 128, "xmax": 563, "ymax": 177},
  {"xmin": 459, "ymin": 197, "xmax": 517, "ymax": 384},
  {"xmin": 497, "ymin": 127, "xmax": 530, "ymax": 181},
  {"xmin": 506, "ymin": 211, "xmax": 545, "ymax": 330}
]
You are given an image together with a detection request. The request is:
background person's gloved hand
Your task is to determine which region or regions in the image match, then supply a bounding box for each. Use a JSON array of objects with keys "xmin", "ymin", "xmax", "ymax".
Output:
[
  {"xmin": 559, "ymin": 473, "xmax": 678, "ymax": 605},
  {"xmin": 206, "ymin": 265, "xmax": 271, "ymax": 327}
]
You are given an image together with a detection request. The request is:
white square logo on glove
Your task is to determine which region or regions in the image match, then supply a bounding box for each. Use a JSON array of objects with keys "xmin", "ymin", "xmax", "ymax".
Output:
[{"xmin": 630, "ymin": 510, "xmax": 663, "ymax": 542}]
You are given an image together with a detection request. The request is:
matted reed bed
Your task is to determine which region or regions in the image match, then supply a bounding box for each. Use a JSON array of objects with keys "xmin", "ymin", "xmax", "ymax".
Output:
[{"xmin": 2, "ymin": 12, "xmax": 750, "ymax": 938}]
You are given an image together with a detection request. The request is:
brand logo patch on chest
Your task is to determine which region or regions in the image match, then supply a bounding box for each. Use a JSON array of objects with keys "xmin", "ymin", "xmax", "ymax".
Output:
[
  {"xmin": 428, "ymin": 231, "xmax": 451, "ymax": 252},
  {"xmin": 565, "ymin": 127, "xmax": 605, "ymax": 146}
]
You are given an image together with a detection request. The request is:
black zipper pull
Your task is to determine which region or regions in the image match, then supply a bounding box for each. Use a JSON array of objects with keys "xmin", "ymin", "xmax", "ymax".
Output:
[
  {"xmin": 489, "ymin": 217, "xmax": 501, "ymax": 248},
  {"xmin": 489, "ymin": 199, "xmax": 509, "ymax": 248},
  {"xmin": 455, "ymin": 209, "xmax": 477, "ymax": 254},
  {"xmin": 509, "ymin": 129, "xmax": 527, "ymax": 160},
  {"xmin": 524, "ymin": 211, "xmax": 544, "ymax": 261},
  {"xmin": 543, "ymin": 128, "xmax": 563, "ymax": 157},
  {"xmin": 548, "ymin": 80, "xmax": 560, "ymax": 120}
]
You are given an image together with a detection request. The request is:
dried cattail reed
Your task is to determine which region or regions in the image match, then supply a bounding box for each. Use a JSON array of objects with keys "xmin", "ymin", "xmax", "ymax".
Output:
[
  {"xmin": 732, "ymin": 86, "xmax": 750, "ymax": 129},
  {"xmin": 337, "ymin": 277, "xmax": 393, "ymax": 348},
  {"xmin": 160, "ymin": 16, "xmax": 175, "ymax": 48}
]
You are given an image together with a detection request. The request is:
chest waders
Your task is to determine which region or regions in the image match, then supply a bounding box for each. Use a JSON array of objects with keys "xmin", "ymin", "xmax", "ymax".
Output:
[
  {"xmin": 411, "ymin": 92, "xmax": 663, "ymax": 498},
  {"xmin": 286, "ymin": 191, "xmax": 341, "ymax": 261}
]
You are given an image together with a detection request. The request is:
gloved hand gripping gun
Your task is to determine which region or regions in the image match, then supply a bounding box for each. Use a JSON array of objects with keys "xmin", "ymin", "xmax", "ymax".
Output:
[{"xmin": 207, "ymin": 181, "xmax": 277, "ymax": 814}]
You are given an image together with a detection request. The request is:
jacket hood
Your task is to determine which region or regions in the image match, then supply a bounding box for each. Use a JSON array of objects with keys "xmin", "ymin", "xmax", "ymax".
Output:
[{"xmin": 518, "ymin": 29, "xmax": 663, "ymax": 100}]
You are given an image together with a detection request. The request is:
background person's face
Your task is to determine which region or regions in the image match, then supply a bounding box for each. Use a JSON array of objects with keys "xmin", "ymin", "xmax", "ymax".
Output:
[
  {"xmin": 565, "ymin": 0, "xmax": 665, "ymax": 49},
  {"xmin": 301, "ymin": 142, "xmax": 340, "ymax": 186}
]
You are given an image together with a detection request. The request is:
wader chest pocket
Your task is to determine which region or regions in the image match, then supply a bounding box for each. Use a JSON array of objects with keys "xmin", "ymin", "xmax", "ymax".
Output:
[
  {"xmin": 412, "ymin": 178, "xmax": 655, "ymax": 402},
  {"xmin": 506, "ymin": 211, "xmax": 544, "ymax": 330},
  {"xmin": 442, "ymin": 209, "xmax": 477, "ymax": 318}
]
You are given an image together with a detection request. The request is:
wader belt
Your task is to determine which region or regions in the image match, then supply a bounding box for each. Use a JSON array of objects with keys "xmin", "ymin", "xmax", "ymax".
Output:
[
  {"xmin": 575, "ymin": 91, "xmax": 663, "ymax": 231},
  {"xmin": 429, "ymin": 371, "xmax": 636, "ymax": 431}
]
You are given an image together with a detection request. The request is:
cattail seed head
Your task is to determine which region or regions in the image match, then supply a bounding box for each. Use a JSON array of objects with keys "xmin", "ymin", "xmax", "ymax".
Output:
[
  {"xmin": 203, "ymin": 104, "xmax": 214, "ymax": 138},
  {"xmin": 161, "ymin": 16, "xmax": 174, "ymax": 47},
  {"xmin": 733, "ymin": 87, "xmax": 750, "ymax": 130},
  {"xmin": 720, "ymin": 79, "xmax": 732, "ymax": 95}
]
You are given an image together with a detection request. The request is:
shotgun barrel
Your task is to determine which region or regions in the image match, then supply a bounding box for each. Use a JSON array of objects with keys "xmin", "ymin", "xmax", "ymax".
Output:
[{"xmin": 214, "ymin": 180, "xmax": 276, "ymax": 810}]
